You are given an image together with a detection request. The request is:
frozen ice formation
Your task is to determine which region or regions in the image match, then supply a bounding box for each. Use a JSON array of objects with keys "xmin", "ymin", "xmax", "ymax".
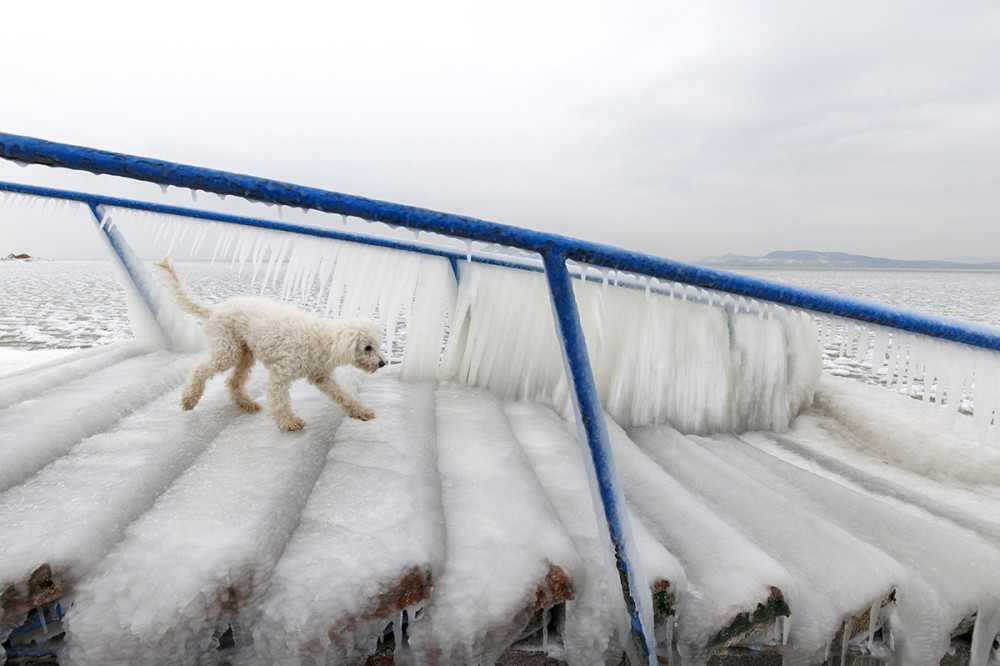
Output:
[{"xmin": 2, "ymin": 206, "xmax": 1000, "ymax": 663}]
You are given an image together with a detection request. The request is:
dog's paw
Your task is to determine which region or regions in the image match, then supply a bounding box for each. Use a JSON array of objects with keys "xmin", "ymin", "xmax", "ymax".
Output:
[
  {"xmin": 349, "ymin": 405, "xmax": 376, "ymax": 421},
  {"xmin": 235, "ymin": 397, "xmax": 263, "ymax": 413},
  {"xmin": 276, "ymin": 415, "xmax": 307, "ymax": 431},
  {"xmin": 180, "ymin": 396, "xmax": 199, "ymax": 411}
]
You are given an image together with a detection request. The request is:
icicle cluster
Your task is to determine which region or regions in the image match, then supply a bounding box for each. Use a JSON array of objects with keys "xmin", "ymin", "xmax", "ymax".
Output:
[
  {"xmin": 817, "ymin": 314, "xmax": 1000, "ymax": 447},
  {"xmin": 441, "ymin": 262, "xmax": 823, "ymax": 434},
  {"xmin": 108, "ymin": 208, "xmax": 453, "ymax": 383},
  {"xmin": 62, "ymin": 204, "xmax": 1000, "ymax": 443}
]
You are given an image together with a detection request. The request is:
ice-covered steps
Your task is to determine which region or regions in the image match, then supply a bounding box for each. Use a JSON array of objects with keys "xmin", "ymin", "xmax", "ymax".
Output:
[
  {"xmin": 705, "ymin": 430, "xmax": 1000, "ymax": 665},
  {"xmin": 505, "ymin": 401, "xmax": 687, "ymax": 664},
  {"xmin": 61, "ymin": 383, "xmax": 344, "ymax": 664},
  {"xmin": 250, "ymin": 377, "xmax": 445, "ymax": 664},
  {"xmin": 406, "ymin": 383, "xmax": 582, "ymax": 664},
  {"xmin": 604, "ymin": 419, "xmax": 794, "ymax": 663},
  {"xmin": 630, "ymin": 424, "xmax": 903, "ymax": 665},
  {"xmin": 0, "ymin": 350, "xmax": 193, "ymax": 493},
  {"xmin": 0, "ymin": 368, "xmax": 264, "ymax": 621},
  {"xmin": 2, "ymin": 348, "xmax": 999, "ymax": 664},
  {"xmin": 0, "ymin": 342, "xmax": 143, "ymax": 410}
]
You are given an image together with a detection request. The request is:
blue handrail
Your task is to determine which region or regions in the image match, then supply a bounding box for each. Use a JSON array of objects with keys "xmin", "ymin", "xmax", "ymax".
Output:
[{"xmin": 3, "ymin": 132, "xmax": 999, "ymax": 352}]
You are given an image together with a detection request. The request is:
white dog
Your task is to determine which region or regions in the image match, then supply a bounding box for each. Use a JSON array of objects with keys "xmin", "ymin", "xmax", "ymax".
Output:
[{"xmin": 154, "ymin": 257, "xmax": 386, "ymax": 431}]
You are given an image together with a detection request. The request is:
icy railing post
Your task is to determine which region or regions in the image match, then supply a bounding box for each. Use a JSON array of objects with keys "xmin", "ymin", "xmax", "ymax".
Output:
[
  {"xmin": 541, "ymin": 251, "xmax": 656, "ymax": 665},
  {"xmin": 86, "ymin": 203, "xmax": 203, "ymax": 353}
]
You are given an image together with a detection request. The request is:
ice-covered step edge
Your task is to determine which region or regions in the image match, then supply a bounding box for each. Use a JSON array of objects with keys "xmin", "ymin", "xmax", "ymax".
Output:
[
  {"xmin": 249, "ymin": 377, "xmax": 445, "ymax": 664},
  {"xmin": 406, "ymin": 383, "xmax": 581, "ymax": 665},
  {"xmin": 0, "ymin": 368, "xmax": 267, "ymax": 624},
  {"xmin": 0, "ymin": 341, "xmax": 143, "ymax": 410},
  {"xmin": 504, "ymin": 401, "xmax": 687, "ymax": 664},
  {"xmin": 782, "ymin": 375, "xmax": 1000, "ymax": 543},
  {"xmin": 60, "ymin": 383, "xmax": 345, "ymax": 665},
  {"xmin": 604, "ymin": 418, "xmax": 793, "ymax": 663},
  {"xmin": 629, "ymin": 424, "xmax": 903, "ymax": 664},
  {"xmin": 703, "ymin": 431, "xmax": 1000, "ymax": 666},
  {"xmin": 0, "ymin": 352, "xmax": 195, "ymax": 493}
]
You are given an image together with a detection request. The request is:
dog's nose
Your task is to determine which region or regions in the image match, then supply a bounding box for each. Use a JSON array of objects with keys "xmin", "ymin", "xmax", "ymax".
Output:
[{"xmin": 378, "ymin": 360, "xmax": 386, "ymax": 368}]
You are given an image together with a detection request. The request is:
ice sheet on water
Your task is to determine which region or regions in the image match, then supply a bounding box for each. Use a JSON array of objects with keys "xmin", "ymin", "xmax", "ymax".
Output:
[
  {"xmin": 61, "ymin": 382, "xmax": 346, "ymax": 664},
  {"xmin": 407, "ymin": 383, "xmax": 581, "ymax": 664},
  {"xmin": 250, "ymin": 377, "xmax": 445, "ymax": 663}
]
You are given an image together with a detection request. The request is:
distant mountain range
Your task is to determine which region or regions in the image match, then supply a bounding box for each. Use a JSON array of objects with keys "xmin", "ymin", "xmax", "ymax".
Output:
[{"xmin": 697, "ymin": 250, "xmax": 1000, "ymax": 270}]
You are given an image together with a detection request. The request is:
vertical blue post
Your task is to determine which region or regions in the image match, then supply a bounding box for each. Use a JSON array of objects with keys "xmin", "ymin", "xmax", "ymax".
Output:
[{"xmin": 542, "ymin": 251, "xmax": 656, "ymax": 664}]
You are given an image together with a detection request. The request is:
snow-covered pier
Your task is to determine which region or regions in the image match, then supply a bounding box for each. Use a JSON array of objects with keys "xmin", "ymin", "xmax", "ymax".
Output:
[
  {"xmin": 2, "ymin": 134, "xmax": 1000, "ymax": 665},
  {"xmin": 3, "ymin": 343, "xmax": 1000, "ymax": 664}
]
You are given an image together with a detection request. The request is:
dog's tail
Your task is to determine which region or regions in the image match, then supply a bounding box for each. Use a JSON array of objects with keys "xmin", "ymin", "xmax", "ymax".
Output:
[{"xmin": 153, "ymin": 256, "xmax": 214, "ymax": 320}]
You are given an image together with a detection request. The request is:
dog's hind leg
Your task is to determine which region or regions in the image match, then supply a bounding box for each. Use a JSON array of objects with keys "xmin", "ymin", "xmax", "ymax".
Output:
[
  {"xmin": 226, "ymin": 344, "xmax": 261, "ymax": 413},
  {"xmin": 267, "ymin": 376, "xmax": 306, "ymax": 431},
  {"xmin": 310, "ymin": 375, "xmax": 375, "ymax": 421},
  {"xmin": 181, "ymin": 355, "xmax": 233, "ymax": 411},
  {"xmin": 180, "ymin": 337, "xmax": 242, "ymax": 411}
]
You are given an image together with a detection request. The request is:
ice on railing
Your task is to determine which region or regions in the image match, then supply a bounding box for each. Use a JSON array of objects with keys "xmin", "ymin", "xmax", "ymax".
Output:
[
  {"xmin": 108, "ymin": 207, "xmax": 1000, "ymax": 442},
  {"xmin": 817, "ymin": 313, "xmax": 1000, "ymax": 446},
  {"xmin": 110, "ymin": 209, "xmax": 455, "ymax": 381},
  {"xmin": 441, "ymin": 262, "xmax": 823, "ymax": 434}
]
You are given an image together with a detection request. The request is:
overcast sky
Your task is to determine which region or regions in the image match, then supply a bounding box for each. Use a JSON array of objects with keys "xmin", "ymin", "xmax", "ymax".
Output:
[{"xmin": 1, "ymin": 1, "xmax": 998, "ymax": 262}]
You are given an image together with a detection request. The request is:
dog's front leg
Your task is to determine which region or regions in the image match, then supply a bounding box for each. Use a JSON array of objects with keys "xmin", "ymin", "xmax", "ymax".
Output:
[
  {"xmin": 310, "ymin": 375, "xmax": 375, "ymax": 421},
  {"xmin": 267, "ymin": 376, "xmax": 306, "ymax": 431}
]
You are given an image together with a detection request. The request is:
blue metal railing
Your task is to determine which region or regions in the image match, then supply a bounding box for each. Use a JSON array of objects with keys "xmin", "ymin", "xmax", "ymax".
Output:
[
  {"xmin": 4, "ymin": 133, "xmax": 1000, "ymax": 353},
  {"xmin": 4, "ymin": 132, "xmax": 1000, "ymax": 663}
]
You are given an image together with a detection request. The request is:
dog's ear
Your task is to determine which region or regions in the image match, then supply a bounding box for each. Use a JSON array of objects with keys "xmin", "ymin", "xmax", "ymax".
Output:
[{"xmin": 329, "ymin": 325, "xmax": 364, "ymax": 365}]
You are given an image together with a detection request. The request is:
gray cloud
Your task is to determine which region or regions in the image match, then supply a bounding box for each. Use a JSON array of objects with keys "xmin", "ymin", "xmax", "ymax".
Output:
[{"xmin": 1, "ymin": 1, "xmax": 998, "ymax": 262}]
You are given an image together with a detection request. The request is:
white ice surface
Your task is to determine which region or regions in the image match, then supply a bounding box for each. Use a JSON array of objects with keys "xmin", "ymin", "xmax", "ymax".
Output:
[
  {"xmin": 699, "ymin": 430, "xmax": 1000, "ymax": 666},
  {"xmin": 505, "ymin": 401, "xmax": 688, "ymax": 665},
  {"xmin": 630, "ymin": 424, "xmax": 904, "ymax": 665},
  {"xmin": 0, "ymin": 342, "xmax": 140, "ymax": 409},
  {"xmin": 0, "ymin": 361, "xmax": 248, "ymax": 620},
  {"xmin": 61, "ymin": 382, "xmax": 345, "ymax": 665},
  {"xmin": 250, "ymin": 377, "xmax": 445, "ymax": 664},
  {"xmin": 603, "ymin": 419, "xmax": 794, "ymax": 663},
  {"xmin": 407, "ymin": 383, "xmax": 581, "ymax": 665},
  {"xmin": 0, "ymin": 352, "xmax": 192, "ymax": 494}
]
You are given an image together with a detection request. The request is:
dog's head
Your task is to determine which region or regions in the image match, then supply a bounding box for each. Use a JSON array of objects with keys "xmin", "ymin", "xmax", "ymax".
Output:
[{"xmin": 336, "ymin": 318, "xmax": 387, "ymax": 373}]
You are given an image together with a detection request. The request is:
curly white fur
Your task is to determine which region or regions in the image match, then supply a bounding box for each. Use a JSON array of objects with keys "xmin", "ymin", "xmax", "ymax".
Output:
[{"xmin": 154, "ymin": 257, "xmax": 387, "ymax": 431}]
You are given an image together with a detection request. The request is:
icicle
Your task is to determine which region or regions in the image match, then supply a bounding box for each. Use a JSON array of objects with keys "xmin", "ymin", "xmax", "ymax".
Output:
[
  {"xmin": 37, "ymin": 606, "xmax": 49, "ymax": 635},
  {"xmin": 867, "ymin": 599, "xmax": 880, "ymax": 651},
  {"xmin": 393, "ymin": 611, "xmax": 404, "ymax": 651},
  {"xmin": 782, "ymin": 614, "xmax": 791, "ymax": 645},
  {"xmin": 840, "ymin": 618, "xmax": 850, "ymax": 666},
  {"xmin": 190, "ymin": 189, "xmax": 198, "ymax": 202},
  {"xmin": 159, "ymin": 184, "xmax": 170, "ymax": 196},
  {"xmin": 969, "ymin": 608, "xmax": 1000, "ymax": 666},
  {"xmin": 465, "ymin": 239, "xmax": 473, "ymax": 262}
]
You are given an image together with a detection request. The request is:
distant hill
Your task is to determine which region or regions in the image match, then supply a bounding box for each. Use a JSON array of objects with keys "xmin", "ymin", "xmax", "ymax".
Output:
[{"xmin": 697, "ymin": 250, "xmax": 1000, "ymax": 270}]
